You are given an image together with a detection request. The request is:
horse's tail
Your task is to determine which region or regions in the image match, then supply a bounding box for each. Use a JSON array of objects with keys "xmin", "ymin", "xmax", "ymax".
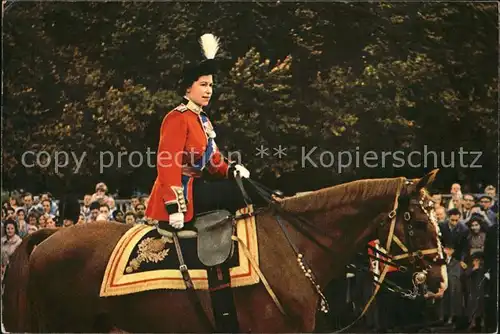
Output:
[{"xmin": 2, "ymin": 228, "xmax": 59, "ymax": 332}]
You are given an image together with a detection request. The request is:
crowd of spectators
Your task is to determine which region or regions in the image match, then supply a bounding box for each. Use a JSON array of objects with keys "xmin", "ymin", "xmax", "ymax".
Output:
[
  {"xmin": 1, "ymin": 181, "xmax": 498, "ymax": 332},
  {"xmin": 0, "ymin": 182, "xmax": 153, "ymax": 278},
  {"xmin": 430, "ymin": 184, "xmax": 498, "ymax": 332}
]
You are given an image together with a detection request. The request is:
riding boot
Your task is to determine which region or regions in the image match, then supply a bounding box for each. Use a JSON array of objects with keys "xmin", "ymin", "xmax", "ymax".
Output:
[{"xmin": 207, "ymin": 265, "xmax": 240, "ymax": 333}]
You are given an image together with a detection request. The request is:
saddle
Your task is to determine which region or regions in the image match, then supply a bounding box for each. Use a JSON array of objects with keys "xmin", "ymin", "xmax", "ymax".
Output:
[{"xmin": 157, "ymin": 209, "xmax": 234, "ymax": 267}]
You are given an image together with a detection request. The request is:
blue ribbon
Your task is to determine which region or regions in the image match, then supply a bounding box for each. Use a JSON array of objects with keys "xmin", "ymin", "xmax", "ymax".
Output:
[{"xmin": 192, "ymin": 113, "xmax": 215, "ymax": 171}]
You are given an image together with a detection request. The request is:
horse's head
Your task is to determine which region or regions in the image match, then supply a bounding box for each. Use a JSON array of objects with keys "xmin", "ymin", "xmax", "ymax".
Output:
[{"xmin": 376, "ymin": 169, "xmax": 447, "ymax": 299}]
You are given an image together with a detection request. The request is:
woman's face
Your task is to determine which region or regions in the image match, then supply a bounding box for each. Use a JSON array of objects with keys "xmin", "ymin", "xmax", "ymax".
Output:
[
  {"xmin": 28, "ymin": 226, "xmax": 38, "ymax": 235},
  {"xmin": 9, "ymin": 198, "xmax": 17, "ymax": 206},
  {"xmin": 125, "ymin": 215, "xmax": 135, "ymax": 224},
  {"xmin": 38, "ymin": 215, "xmax": 47, "ymax": 228},
  {"xmin": 470, "ymin": 221, "xmax": 481, "ymax": 233},
  {"xmin": 186, "ymin": 75, "xmax": 213, "ymax": 107},
  {"xmin": 17, "ymin": 211, "xmax": 25, "ymax": 220},
  {"xmin": 29, "ymin": 216, "xmax": 38, "ymax": 225},
  {"xmin": 46, "ymin": 218, "xmax": 56, "ymax": 228},
  {"xmin": 115, "ymin": 212, "xmax": 124, "ymax": 222},
  {"xmin": 6, "ymin": 224, "xmax": 16, "ymax": 237},
  {"xmin": 42, "ymin": 201, "xmax": 51, "ymax": 213}
]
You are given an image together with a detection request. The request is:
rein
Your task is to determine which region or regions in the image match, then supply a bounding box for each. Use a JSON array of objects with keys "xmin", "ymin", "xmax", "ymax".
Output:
[{"xmin": 233, "ymin": 176, "xmax": 443, "ymax": 331}]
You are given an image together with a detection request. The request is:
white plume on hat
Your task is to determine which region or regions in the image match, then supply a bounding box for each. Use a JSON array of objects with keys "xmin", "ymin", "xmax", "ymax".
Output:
[{"xmin": 199, "ymin": 33, "xmax": 220, "ymax": 60}]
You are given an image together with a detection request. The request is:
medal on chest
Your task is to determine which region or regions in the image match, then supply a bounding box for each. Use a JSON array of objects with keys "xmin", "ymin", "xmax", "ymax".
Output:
[{"xmin": 202, "ymin": 117, "xmax": 216, "ymax": 139}]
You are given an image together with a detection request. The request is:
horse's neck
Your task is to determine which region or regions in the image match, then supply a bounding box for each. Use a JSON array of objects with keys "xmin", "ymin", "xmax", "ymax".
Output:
[{"xmin": 279, "ymin": 184, "xmax": 400, "ymax": 286}]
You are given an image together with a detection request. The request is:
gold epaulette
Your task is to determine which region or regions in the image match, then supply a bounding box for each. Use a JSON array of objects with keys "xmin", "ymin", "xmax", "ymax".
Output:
[{"xmin": 174, "ymin": 104, "xmax": 188, "ymax": 113}]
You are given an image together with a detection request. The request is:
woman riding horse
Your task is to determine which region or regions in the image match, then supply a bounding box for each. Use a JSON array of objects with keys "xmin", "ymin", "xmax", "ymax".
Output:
[{"xmin": 146, "ymin": 33, "xmax": 251, "ymax": 231}]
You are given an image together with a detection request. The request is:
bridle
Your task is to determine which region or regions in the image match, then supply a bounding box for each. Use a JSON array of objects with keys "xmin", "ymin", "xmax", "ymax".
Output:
[
  {"xmin": 235, "ymin": 176, "xmax": 445, "ymax": 326},
  {"xmin": 343, "ymin": 178, "xmax": 446, "ymax": 332}
]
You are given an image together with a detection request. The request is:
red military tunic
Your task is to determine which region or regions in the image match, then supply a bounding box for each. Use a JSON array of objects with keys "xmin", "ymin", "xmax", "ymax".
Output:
[{"xmin": 146, "ymin": 99, "xmax": 230, "ymax": 223}]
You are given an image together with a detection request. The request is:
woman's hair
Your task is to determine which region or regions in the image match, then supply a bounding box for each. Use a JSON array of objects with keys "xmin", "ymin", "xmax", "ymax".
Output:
[
  {"xmin": 9, "ymin": 196, "xmax": 20, "ymax": 206},
  {"xmin": 15, "ymin": 207, "xmax": 26, "ymax": 215},
  {"xmin": 124, "ymin": 211, "xmax": 136, "ymax": 219},
  {"xmin": 3, "ymin": 219, "xmax": 19, "ymax": 236},
  {"xmin": 27, "ymin": 212, "xmax": 39, "ymax": 222},
  {"xmin": 112, "ymin": 210, "xmax": 123, "ymax": 220},
  {"xmin": 468, "ymin": 216, "xmax": 488, "ymax": 232},
  {"xmin": 178, "ymin": 59, "xmax": 217, "ymax": 96}
]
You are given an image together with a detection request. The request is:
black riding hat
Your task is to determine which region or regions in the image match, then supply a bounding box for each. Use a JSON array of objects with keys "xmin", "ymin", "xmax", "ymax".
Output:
[{"xmin": 179, "ymin": 33, "xmax": 220, "ymax": 94}]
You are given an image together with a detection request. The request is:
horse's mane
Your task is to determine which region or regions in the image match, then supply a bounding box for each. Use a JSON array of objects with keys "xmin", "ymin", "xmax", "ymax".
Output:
[{"xmin": 279, "ymin": 177, "xmax": 404, "ymax": 214}]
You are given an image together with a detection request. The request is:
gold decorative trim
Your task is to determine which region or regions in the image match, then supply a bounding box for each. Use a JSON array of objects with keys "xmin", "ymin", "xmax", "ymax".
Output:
[
  {"xmin": 167, "ymin": 186, "xmax": 187, "ymax": 213},
  {"xmin": 100, "ymin": 206, "xmax": 259, "ymax": 297},
  {"xmin": 125, "ymin": 236, "xmax": 173, "ymax": 274}
]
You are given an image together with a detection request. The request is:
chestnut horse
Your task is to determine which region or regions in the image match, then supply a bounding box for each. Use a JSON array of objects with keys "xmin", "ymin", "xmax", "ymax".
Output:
[{"xmin": 3, "ymin": 170, "xmax": 447, "ymax": 333}]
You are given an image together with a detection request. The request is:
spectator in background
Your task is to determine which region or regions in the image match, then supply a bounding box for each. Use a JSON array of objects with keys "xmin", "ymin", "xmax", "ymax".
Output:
[
  {"xmin": 435, "ymin": 206, "xmax": 447, "ymax": 223},
  {"xmin": 124, "ymin": 212, "xmax": 136, "ymax": 225},
  {"xmin": 88, "ymin": 201, "xmax": 100, "ymax": 223},
  {"xmin": 5, "ymin": 207, "xmax": 15, "ymax": 220},
  {"xmin": 465, "ymin": 217, "xmax": 487, "ymax": 263},
  {"xmin": 130, "ymin": 196, "xmax": 140, "ymax": 213},
  {"xmin": 40, "ymin": 192, "xmax": 58, "ymax": 216},
  {"xmin": 27, "ymin": 225, "xmax": 38, "ymax": 235},
  {"xmin": 483, "ymin": 220, "xmax": 498, "ymax": 332},
  {"xmin": 1, "ymin": 248, "xmax": 10, "ymax": 282},
  {"xmin": 478, "ymin": 195, "xmax": 497, "ymax": 226},
  {"xmin": 484, "ymin": 185, "xmax": 497, "ymax": 213},
  {"xmin": 15, "ymin": 208, "xmax": 28, "ymax": 238},
  {"xmin": 0, "ymin": 210, "xmax": 5, "ymax": 239},
  {"xmin": 1, "ymin": 220, "xmax": 22, "ymax": 260},
  {"xmin": 91, "ymin": 182, "xmax": 111, "ymax": 204},
  {"xmin": 432, "ymin": 194, "xmax": 443, "ymax": 209},
  {"xmin": 27, "ymin": 212, "xmax": 38, "ymax": 231},
  {"xmin": 99, "ymin": 203, "xmax": 111, "ymax": 220},
  {"xmin": 134, "ymin": 203, "xmax": 147, "ymax": 224},
  {"xmin": 22, "ymin": 192, "xmax": 36, "ymax": 215},
  {"xmin": 81, "ymin": 194, "xmax": 92, "ymax": 221},
  {"xmin": 41, "ymin": 199, "xmax": 56, "ymax": 220},
  {"xmin": 45, "ymin": 216, "xmax": 56, "ymax": 228},
  {"xmin": 77, "ymin": 214, "xmax": 86, "ymax": 225},
  {"xmin": 447, "ymin": 183, "xmax": 463, "ymax": 211},
  {"xmin": 467, "ymin": 204, "xmax": 493, "ymax": 226},
  {"xmin": 465, "ymin": 252, "xmax": 486, "ymax": 331},
  {"xmin": 461, "ymin": 194, "xmax": 476, "ymax": 221},
  {"xmin": 38, "ymin": 214, "xmax": 47, "ymax": 229},
  {"xmin": 59, "ymin": 195, "xmax": 81, "ymax": 227},
  {"xmin": 441, "ymin": 243, "xmax": 466, "ymax": 329},
  {"xmin": 107, "ymin": 197, "xmax": 117, "ymax": 217},
  {"xmin": 8, "ymin": 196, "xmax": 20, "ymax": 211},
  {"xmin": 439, "ymin": 208, "xmax": 469, "ymax": 268},
  {"xmin": 113, "ymin": 210, "xmax": 124, "ymax": 223},
  {"xmin": 96, "ymin": 213, "xmax": 108, "ymax": 223}
]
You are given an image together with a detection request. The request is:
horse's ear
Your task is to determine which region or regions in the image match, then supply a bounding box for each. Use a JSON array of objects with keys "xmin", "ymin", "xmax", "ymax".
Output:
[{"xmin": 416, "ymin": 169, "xmax": 439, "ymax": 190}]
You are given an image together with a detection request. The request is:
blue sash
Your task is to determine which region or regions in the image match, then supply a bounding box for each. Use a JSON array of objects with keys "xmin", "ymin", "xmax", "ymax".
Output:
[
  {"xmin": 192, "ymin": 113, "xmax": 215, "ymax": 172},
  {"xmin": 181, "ymin": 113, "xmax": 216, "ymax": 200}
]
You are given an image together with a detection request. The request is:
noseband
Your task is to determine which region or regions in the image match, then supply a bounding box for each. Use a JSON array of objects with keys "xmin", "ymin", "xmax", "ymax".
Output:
[
  {"xmin": 236, "ymin": 177, "xmax": 444, "ymax": 329},
  {"xmin": 377, "ymin": 178, "xmax": 444, "ymax": 296}
]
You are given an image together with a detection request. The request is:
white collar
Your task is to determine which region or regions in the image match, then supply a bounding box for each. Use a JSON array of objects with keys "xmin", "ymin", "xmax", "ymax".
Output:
[{"xmin": 184, "ymin": 97, "xmax": 203, "ymax": 114}]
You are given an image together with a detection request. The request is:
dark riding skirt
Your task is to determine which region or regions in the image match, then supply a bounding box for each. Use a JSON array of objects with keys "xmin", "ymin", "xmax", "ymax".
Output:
[{"xmin": 191, "ymin": 178, "xmax": 251, "ymax": 220}]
